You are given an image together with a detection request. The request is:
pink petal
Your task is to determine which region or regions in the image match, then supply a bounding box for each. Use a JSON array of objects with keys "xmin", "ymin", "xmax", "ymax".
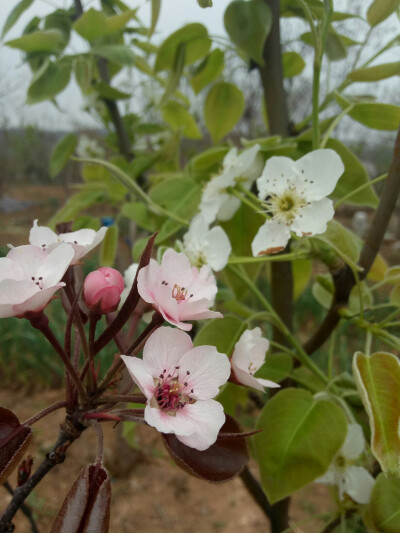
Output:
[
  {"xmin": 121, "ymin": 356, "xmax": 155, "ymax": 399},
  {"xmin": 144, "ymin": 405, "xmax": 196, "ymax": 436},
  {"xmin": 13, "ymin": 283, "xmax": 65, "ymax": 317},
  {"xmin": 178, "ymin": 346, "xmax": 230, "ymax": 400},
  {"xmin": 176, "ymin": 400, "xmax": 226, "ymax": 451},
  {"xmin": 142, "ymin": 327, "xmax": 193, "ymax": 379}
]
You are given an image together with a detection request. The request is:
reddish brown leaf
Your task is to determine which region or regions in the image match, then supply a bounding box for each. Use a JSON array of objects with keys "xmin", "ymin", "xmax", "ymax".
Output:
[
  {"xmin": 50, "ymin": 463, "xmax": 111, "ymax": 533},
  {"xmin": 0, "ymin": 407, "xmax": 32, "ymax": 484},
  {"xmin": 162, "ymin": 415, "xmax": 249, "ymax": 482}
]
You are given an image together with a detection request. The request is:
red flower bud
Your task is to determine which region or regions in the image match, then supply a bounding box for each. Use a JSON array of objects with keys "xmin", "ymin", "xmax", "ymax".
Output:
[{"xmin": 83, "ymin": 267, "xmax": 124, "ymax": 314}]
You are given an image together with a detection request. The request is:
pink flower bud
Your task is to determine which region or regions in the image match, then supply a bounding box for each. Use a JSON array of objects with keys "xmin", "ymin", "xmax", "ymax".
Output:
[{"xmin": 83, "ymin": 267, "xmax": 124, "ymax": 314}]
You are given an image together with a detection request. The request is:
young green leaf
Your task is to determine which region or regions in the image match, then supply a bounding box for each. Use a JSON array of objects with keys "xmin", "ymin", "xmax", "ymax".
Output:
[
  {"xmin": 224, "ymin": 0, "xmax": 272, "ymax": 66},
  {"xmin": 50, "ymin": 133, "xmax": 78, "ymax": 178},
  {"xmin": 190, "ymin": 49, "xmax": 224, "ymax": 93},
  {"xmin": 27, "ymin": 60, "xmax": 71, "ymax": 104},
  {"xmin": 93, "ymin": 45, "xmax": 135, "ymax": 66},
  {"xmin": 367, "ymin": 0, "xmax": 400, "ymax": 26},
  {"xmin": 369, "ymin": 473, "xmax": 400, "ymax": 533},
  {"xmin": 194, "ymin": 316, "xmax": 245, "ymax": 356},
  {"xmin": 73, "ymin": 8, "xmax": 107, "ymax": 42},
  {"xmin": 100, "ymin": 224, "xmax": 118, "ymax": 267},
  {"xmin": 2, "ymin": 0, "xmax": 34, "ymax": 39},
  {"xmin": 204, "ymin": 82, "xmax": 245, "ymax": 143},
  {"xmin": 150, "ymin": 0, "xmax": 161, "ymax": 37},
  {"xmin": 353, "ymin": 351, "xmax": 400, "ymax": 476},
  {"xmin": 282, "ymin": 51, "xmax": 305, "ymax": 78},
  {"xmin": 348, "ymin": 61, "xmax": 400, "ymax": 82},
  {"xmin": 162, "ymin": 100, "xmax": 202, "ymax": 139},
  {"xmin": 335, "ymin": 93, "xmax": 400, "ymax": 131},
  {"xmin": 6, "ymin": 29, "xmax": 64, "ymax": 53},
  {"xmin": 254, "ymin": 388, "xmax": 347, "ymax": 503}
]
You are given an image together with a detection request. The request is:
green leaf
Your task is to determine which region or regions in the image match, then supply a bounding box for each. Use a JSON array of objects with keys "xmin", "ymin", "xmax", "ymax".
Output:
[
  {"xmin": 160, "ymin": 43, "xmax": 186, "ymax": 104},
  {"xmin": 49, "ymin": 189, "xmax": 104, "ymax": 227},
  {"xmin": 27, "ymin": 59, "xmax": 71, "ymax": 104},
  {"xmin": 198, "ymin": 0, "xmax": 213, "ymax": 6},
  {"xmin": 44, "ymin": 9, "xmax": 72, "ymax": 47},
  {"xmin": 82, "ymin": 162, "xmax": 126, "ymax": 203},
  {"xmin": 312, "ymin": 276, "xmax": 333, "ymax": 310},
  {"xmin": 74, "ymin": 56, "xmax": 92, "ymax": 94},
  {"xmin": 293, "ymin": 259, "xmax": 312, "ymax": 300},
  {"xmin": 347, "ymin": 282, "xmax": 373, "ymax": 315},
  {"xmin": 353, "ymin": 351, "xmax": 400, "ymax": 475},
  {"xmin": 327, "ymin": 138, "xmax": 378, "ymax": 207},
  {"xmin": 325, "ymin": 29, "xmax": 347, "ymax": 61},
  {"xmin": 186, "ymin": 146, "xmax": 228, "ymax": 179},
  {"xmin": 162, "ymin": 100, "xmax": 202, "ymax": 139},
  {"xmin": 384, "ymin": 266, "xmax": 400, "ymax": 284},
  {"xmin": 50, "ymin": 134, "xmax": 78, "ymax": 178},
  {"xmin": 369, "ymin": 473, "xmax": 400, "ymax": 533},
  {"xmin": 105, "ymin": 10, "xmax": 137, "ymax": 34},
  {"xmin": 100, "ymin": 224, "xmax": 118, "ymax": 267},
  {"xmin": 121, "ymin": 202, "xmax": 156, "ymax": 232},
  {"xmin": 73, "ymin": 9, "xmax": 107, "ymax": 42},
  {"xmin": 190, "ymin": 49, "xmax": 224, "ymax": 93},
  {"xmin": 194, "ymin": 316, "xmax": 245, "ymax": 355},
  {"xmin": 224, "ymin": 0, "xmax": 272, "ymax": 65},
  {"xmin": 319, "ymin": 219, "xmax": 360, "ymax": 267},
  {"xmin": 282, "ymin": 51, "xmax": 305, "ymax": 78},
  {"xmin": 149, "ymin": 178, "xmax": 201, "ymax": 242},
  {"xmin": 150, "ymin": 0, "xmax": 161, "ymax": 37},
  {"xmin": 2, "ymin": 0, "xmax": 34, "ymax": 39},
  {"xmin": 256, "ymin": 353, "xmax": 293, "ymax": 383},
  {"xmin": 335, "ymin": 93, "xmax": 400, "ymax": 131},
  {"xmin": 367, "ymin": 0, "xmax": 400, "ymax": 26},
  {"xmin": 93, "ymin": 45, "xmax": 134, "ymax": 65},
  {"xmin": 6, "ymin": 30, "xmax": 64, "ymax": 53},
  {"xmin": 348, "ymin": 61, "xmax": 400, "ymax": 82},
  {"xmin": 95, "ymin": 81, "xmax": 130, "ymax": 100},
  {"xmin": 204, "ymin": 82, "xmax": 245, "ymax": 143},
  {"xmin": 254, "ymin": 388, "xmax": 347, "ymax": 503},
  {"xmin": 155, "ymin": 23, "xmax": 210, "ymax": 72}
]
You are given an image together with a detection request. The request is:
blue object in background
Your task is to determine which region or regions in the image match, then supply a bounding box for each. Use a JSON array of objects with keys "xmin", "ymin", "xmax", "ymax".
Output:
[{"xmin": 101, "ymin": 216, "xmax": 115, "ymax": 227}]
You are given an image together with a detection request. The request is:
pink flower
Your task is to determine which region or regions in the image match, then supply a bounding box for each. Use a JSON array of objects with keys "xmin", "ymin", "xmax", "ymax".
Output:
[
  {"xmin": 29, "ymin": 219, "xmax": 107, "ymax": 263},
  {"xmin": 121, "ymin": 327, "xmax": 230, "ymax": 451},
  {"xmin": 83, "ymin": 267, "xmax": 124, "ymax": 314},
  {"xmin": 0, "ymin": 244, "xmax": 74, "ymax": 318},
  {"xmin": 137, "ymin": 249, "xmax": 222, "ymax": 331},
  {"xmin": 231, "ymin": 328, "xmax": 280, "ymax": 392}
]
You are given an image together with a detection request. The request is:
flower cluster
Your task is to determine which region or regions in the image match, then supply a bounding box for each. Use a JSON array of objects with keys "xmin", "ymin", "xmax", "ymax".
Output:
[{"xmin": 0, "ymin": 221, "xmax": 107, "ymax": 318}]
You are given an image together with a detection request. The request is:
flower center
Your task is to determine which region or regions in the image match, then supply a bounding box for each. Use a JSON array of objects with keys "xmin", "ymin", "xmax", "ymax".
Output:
[
  {"xmin": 264, "ymin": 187, "xmax": 307, "ymax": 225},
  {"xmin": 247, "ymin": 361, "xmax": 258, "ymax": 376},
  {"xmin": 31, "ymin": 276, "xmax": 44, "ymax": 290},
  {"xmin": 154, "ymin": 368, "xmax": 195, "ymax": 414}
]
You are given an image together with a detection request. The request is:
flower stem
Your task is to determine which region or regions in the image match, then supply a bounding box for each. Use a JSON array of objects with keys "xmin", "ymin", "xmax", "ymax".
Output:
[{"xmin": 22, "ymin": 401, "xmax": 67, "ymax": 427}]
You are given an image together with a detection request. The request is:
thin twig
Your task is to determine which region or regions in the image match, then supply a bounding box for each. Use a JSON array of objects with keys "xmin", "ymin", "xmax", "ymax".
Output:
[
  {"xmin": 22, "ymin": 402, "xmax": 67, "ymax": 427},
  {"xmin": 2, "ymin": 482, "xmax": 39, "ymax": 533}
]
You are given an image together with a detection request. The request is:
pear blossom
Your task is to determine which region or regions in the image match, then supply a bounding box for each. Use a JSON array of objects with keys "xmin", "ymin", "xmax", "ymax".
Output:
[
  {"xmin": 121, "ymin": 327, "xmax": 230, "ymax": 450},
  {"xmin": 0, "ymin": 244, "xmax": 74, "ymax": 318},
  {"xmin": 137, "ymin": 248, "xmax": 222, "ymax": 331},
  {"xmin": 181, "ymin": 214, "xmax": 231, "ymax": 271},
  {"xmin": 76, "ymin": 135, "xmax": 105, "ymax": 159},
  {"xmin": 251, "ymin": 149, "xmax": 344, "ymax": 256},
  {"xmin": 230, "ymin": 328, "xmax": 280, "ymax": 391},
  {"xmin": 83, "ymin": 267, "xmax": 124, "ymax": 314},
  {"xmin": 199, "ymin": 144, "xmax": 263, "ymax": 224},
  {"xmin": 316, "ymin": 423, "xmax": 375, "ymax": 504},
  {"xmin": 29, "ymin": 220, "xmax": 107, "ymax": 263},
  {"xmin": 120, "ymin": 262, "xmax": 139, "ymax": 306}
]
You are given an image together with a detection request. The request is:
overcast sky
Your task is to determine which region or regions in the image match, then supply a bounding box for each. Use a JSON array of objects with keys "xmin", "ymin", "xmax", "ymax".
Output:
[{"xmin": 0, "ymin": 0, "xmax": 232, "ymax": 129}]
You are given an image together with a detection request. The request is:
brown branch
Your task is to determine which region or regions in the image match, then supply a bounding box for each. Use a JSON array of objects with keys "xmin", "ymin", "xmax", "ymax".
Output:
[
  {"xmin": 239, "ymin": 467, "xmax": 272, "ymax": 521},
  {"xmin": 74, "ymin": 0, "xmax": 132, "ymax": 160},
  {"xmin": 2, "ymin": 482, "xmax": 39, "ymax": 533},
  {"xmin": 304, "ymin": 124, "xmax": 400, "ymax": 355},
  {"xmin": 0, "ymin": 423, "xmax": 84, "ymax": 532}
]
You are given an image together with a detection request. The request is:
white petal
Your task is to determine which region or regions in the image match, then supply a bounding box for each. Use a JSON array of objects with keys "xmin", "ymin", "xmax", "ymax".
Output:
[
  {"xmin": 6, "ymin": 245, "xmax": 47, "ymax": 279},
  {"xmin": 124, "ymin": 263, "xmax": 139, "ymax": 287},
  {"xmin": 251, "ymin": 220, "xmax": 291, "ymax": 256},
  {"xmin": 176, "ymin": 399, "xmax": 226, "ymax": 451},
  {"xmin": 343, "ymin": 466, "xmax": 375, "ymax": 504},
  {"xmin": 236, "ymin": 144, "xmax": 263, "ymax": 181},
  {"xmin": 316, "ymin": 465, "xmax": 337, "ymax": 486},
  {"xmin": 13, "ymin": 283, "xmax": 65, "ymax": 316},
  {"xmin": 341, "ymin": 423, "xmax": 365, "ymax": 460},
  {"xmin": 60, "ymin": 226, "xmax": 107, "ymax": 262},
  {"xmin": 0, "ymin": 258, "xmax": 22, "ymax": 282},
  {"xmin": 142, "ymin": 327, "xmax": 193, "ymax": 379},
  {"xmin": 121, "ymin": 355, "xmax": 155, "ymax": 399},
  {"xmin": 257, "ymin": 156, "xmax": 299, "ymax": 200},
  {"xmin": 137, "ymin": 259, "xmax": 159, "ymax": 305},
  {"xmin": 203, "ymin": 226, "xmax": 231, "ymax": 271},
  {"xmin": 217, "ymin": 195, "xmax": 241, "ymax": 221},
  {"xmin": 144, "ymin": 404, "xmax": 196, "ymax": 436},
  {"xmin": 222, "ymin": 147, "xmax": 238, "ymax": 169},
  {"xmin": 37, "ymin": 243, "xmax": 74, "ymax": 287},
  {"xmin": 232, "ymin": 364, "xmax": 279, "ymax": 392},
  {"xmin": 29, "ymin": 220, "xmax": 58, "ymax": 248},
  {"xmin": 232, "ymin": 328, "xmax": 269, "ymax": 371},
  {"xmin": 295, "ymin": 149, "xmax": 344, "ymax": 201},
  {"xmin": 160, "ymin": 249, "xmax": 193, "ymax": 288},
  {"xmin": 0, "ymin": 279, "xmax": 38, "ymax": 307},
  {"xmin": 183, "ymin": 214, "xmax": 209, "ymax": 249},
  {"xmin": 178, "ymin": 346, "xmax": 231, "ymax": 400},
  {"xmin": 291, "ymin": 198, "xmax": 334, "ymax": 237}
]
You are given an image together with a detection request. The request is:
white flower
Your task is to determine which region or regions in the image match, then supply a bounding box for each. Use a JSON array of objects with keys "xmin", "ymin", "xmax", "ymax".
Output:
[
  {"xmin": 0, "ymin": 244, "xmax": 74, "ymax": 318},
  {"xmin": 181, "ymin": 214, "xmax": 231, "ymax": 271},
  {"xmin": 251, "ymin": 149, "xmax": 344, "ymax": 256},
  {"xmin": 121, "ymin": 326, "xmax": 230, "ymax": 450},
  {"xmin": 120, "ymin": 263, "xmax": 139, "ymax": 306},
  {"xmin": 199, "ymin": 144, "xmax": 263, "ymax": 224},
  {"xmin": 231, "ymin": 328, "xmax": 280, "ymax": 392},
  {"xmin": 316, "ymin": 423, "xmax": 375, "ymax": 504},
  {"xmin": 29, "ymin": 220, "xmax": 107, "ymax": 264},
  {"xmin": 76, "ymin": 135, "xmax": 105, "ymax": 159}
]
